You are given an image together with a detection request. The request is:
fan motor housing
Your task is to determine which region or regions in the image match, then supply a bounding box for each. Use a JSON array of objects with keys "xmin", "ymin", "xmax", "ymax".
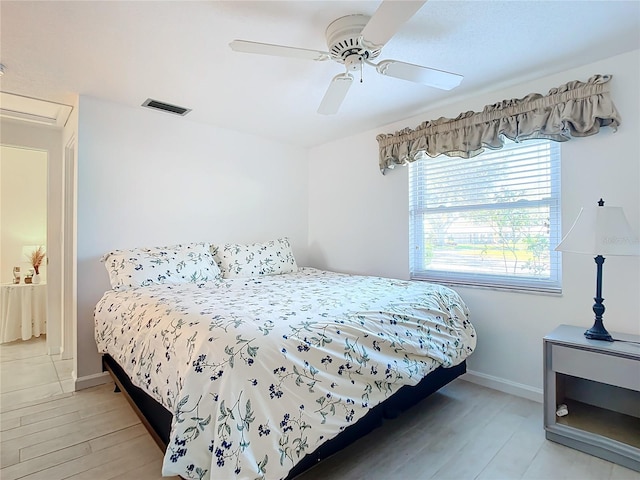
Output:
[{"xmin": 325, "ymin": 14, "xmax": 381, "ymax": 63}]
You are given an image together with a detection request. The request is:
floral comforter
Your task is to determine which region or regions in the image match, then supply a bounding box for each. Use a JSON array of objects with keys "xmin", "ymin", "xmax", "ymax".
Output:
[{"xmin": 94, "ymin": 268, "xmax": 476, "ymax": 480}]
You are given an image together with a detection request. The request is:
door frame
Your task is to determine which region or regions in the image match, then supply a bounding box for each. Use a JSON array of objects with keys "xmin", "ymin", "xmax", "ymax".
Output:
[{"xmin": 61, "ymin": 135, "xmax": 76, "ymax": 361}]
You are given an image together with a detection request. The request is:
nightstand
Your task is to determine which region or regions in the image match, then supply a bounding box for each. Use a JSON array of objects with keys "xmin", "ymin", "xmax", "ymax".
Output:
[{"xmin": 543, "ymin": 324, "xmax": 640, "ymax": 471}]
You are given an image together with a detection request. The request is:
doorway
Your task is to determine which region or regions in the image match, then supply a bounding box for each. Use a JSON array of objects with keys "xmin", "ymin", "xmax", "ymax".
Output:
[{"xmin": 0, "ymin": 142, "xmax": 74, "ymax": 403}]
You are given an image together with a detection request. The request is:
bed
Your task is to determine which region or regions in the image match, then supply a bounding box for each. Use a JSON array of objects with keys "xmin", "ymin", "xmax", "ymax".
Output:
[{"xmin": 94, "ymin": 240, "xmax": 476, "ymax": 480}]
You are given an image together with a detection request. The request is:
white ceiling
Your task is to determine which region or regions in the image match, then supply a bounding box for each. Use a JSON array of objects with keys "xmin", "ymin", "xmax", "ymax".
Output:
[{"xmin": 1, "ymin": 1, "xmax": 639, "ymax": 147}]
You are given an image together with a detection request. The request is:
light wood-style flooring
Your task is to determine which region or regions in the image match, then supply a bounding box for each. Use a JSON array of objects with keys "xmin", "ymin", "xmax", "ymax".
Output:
[
  {"xmin": 0, "ymin": 337, "xmax": 75, "ymax": 407},
  {"xmin": 297, "ymin": 380, "xmax": 640, "ymax": 480},
  {"xmin": 1, "ymin": 340, "xmax": 639, "ymax": 479}
]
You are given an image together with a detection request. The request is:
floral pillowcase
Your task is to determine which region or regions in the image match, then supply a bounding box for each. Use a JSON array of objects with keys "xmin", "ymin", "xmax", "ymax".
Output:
[
  {"xmin": 212, "ymin": 237, "xmax": 298, "ymax": 279},
  {"xmin": 102, "ymin": 242, "xmax": 221, "ymax": 290}
]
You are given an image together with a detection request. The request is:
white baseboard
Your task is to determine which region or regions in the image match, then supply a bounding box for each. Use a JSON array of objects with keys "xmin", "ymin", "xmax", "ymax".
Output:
[
  {"xmin": 75, "ymin": 371, "xmax": 111, "ymax": 391},
  {"xmin": 60, "ymin": 350, "xmax": 73, "ymax": 360},
  {"xmin": 47, "ymin": 346, "xmax": 62, "ymax": 355},
  {"xmin": 461, "ymin": 369, "xmax": 543, "ymax": 403}
]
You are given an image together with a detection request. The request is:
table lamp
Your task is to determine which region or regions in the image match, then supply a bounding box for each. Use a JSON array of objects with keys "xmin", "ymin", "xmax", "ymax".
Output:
[{"xmin": 555, "ymin": 199, "xmax": 640, "ymax": 341}]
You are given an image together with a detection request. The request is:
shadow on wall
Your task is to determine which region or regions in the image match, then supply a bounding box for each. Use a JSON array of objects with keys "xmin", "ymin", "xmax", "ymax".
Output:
[{"xmin": 306, "ymin": 241, "xmax": 329, "ymax": 271}]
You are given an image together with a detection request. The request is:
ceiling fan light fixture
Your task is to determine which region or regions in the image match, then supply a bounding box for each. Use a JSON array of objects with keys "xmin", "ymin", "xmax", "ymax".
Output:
[
  {"xmin": 344, "ymin": 54, "xmax": 364, "ymax": 71},
  {"xmin": 228, "ymin": 0, "xmax": 463, "ymax": 114}
]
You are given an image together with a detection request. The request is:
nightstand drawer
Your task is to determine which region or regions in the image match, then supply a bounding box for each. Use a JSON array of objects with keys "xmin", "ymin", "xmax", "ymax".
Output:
[{"xmin": 551, "ymin": 345, "xmax": 640, "ymax": 391}]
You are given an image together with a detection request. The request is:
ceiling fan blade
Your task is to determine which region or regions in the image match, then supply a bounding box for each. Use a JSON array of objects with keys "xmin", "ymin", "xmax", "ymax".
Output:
[
  {"xmin": 360, "ymin": 0, "xmax": 428, "ymax": 50},
  {"xmin": 229, "ymin": 40, "xmax": 330, "ymax": 61},
  {"xmin": 318, "ymin": 74, "xmax": 354, "ymax": 115},
  {"xmin": 376, "ymin": 60, "xmax": 463, "ymax": 90}
]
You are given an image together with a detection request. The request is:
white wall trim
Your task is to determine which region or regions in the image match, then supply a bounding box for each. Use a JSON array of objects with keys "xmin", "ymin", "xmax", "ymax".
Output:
[
  {"xmin": 61, "ymin": 134, "xmax": 76, "ymax": 361},
  {"xmin": 75, "ymin": 371, "xmax": 111, "ymax": 391},
  {"xmin": 461, "ymin": 369, "xmax": 543, "ymax": 403}
]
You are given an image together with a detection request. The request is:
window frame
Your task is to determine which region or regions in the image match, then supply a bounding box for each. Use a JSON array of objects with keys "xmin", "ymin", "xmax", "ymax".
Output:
[{"xmin": 409, "ymin": 140, "xmax": 562, "ymax": 294}]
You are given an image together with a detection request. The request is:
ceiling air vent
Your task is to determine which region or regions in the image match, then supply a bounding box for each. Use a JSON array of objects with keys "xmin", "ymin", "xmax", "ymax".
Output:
[{"xmin": 142, "ymin": 98, "xmax": 191, "ymax": 116}]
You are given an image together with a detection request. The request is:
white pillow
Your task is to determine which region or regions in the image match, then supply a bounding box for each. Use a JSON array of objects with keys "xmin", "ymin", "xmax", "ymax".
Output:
[
  {"xmin": 102, "ymin": 242, "xmax": 221, "ymax": 290},
  {"xmin": 212, "ymin": 237, "xmax": 298, "ymax": 279}
]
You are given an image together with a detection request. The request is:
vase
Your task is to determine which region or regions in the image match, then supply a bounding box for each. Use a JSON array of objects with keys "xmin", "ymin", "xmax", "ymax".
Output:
[{"xmin": 32, "ymin": 273, "xmax": 41, "ymax": 284}]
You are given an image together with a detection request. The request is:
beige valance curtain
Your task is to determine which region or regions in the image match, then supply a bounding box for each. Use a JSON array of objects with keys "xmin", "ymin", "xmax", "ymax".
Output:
[{"xmin": 377, "ymin": 74, "xmax": 621, "ymax": 174}]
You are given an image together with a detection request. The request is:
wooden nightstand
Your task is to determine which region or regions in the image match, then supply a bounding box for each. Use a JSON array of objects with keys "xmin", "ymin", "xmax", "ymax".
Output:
[{"xmin": 543, "ymin": 325, "xmax": 640, "ymax": 471}]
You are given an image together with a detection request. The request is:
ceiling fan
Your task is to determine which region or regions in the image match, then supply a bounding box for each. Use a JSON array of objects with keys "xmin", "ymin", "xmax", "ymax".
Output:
[{"xmin": 229, "ymin": 0, "xmax": 463, "ymax": 115}]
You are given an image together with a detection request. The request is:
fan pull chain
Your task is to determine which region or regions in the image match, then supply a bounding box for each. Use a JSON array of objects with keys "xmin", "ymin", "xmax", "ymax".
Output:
[{"xmin": 360, "ymin": 60, "xmax": 363, "ymax": 83}]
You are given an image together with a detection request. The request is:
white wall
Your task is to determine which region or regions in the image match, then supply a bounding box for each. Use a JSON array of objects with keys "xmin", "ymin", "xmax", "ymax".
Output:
[
  {"xmin": 308, "ymin": 50, "xmax": 640, "ymax": 398},
  {"xmin": 0, "ymin": 145, "xmax": 47, "ymax": 283},
  {"xmin": 1, "ymin": 119, "xmax": 64, "ymax": 354},
  {"xmin": 76, "ymin": 96, "xmax": 309, "ymax": 382}
]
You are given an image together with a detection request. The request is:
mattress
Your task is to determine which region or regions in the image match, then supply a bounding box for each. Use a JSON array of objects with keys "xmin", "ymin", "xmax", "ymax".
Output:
[{"xmin": 94, "ymin": 268, "xmax": 476, "ymax": 480}]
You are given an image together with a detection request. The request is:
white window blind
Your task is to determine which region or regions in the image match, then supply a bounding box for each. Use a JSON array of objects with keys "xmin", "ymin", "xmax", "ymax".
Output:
[{"xmin": 409, "ymin": 139, "xmax": 561, "ymax": 293}]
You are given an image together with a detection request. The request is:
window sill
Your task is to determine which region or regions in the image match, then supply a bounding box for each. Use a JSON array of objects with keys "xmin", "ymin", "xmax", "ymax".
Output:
[{"xmin": 411, "ymin": 275, "xmax": 563, "ymax": 296}]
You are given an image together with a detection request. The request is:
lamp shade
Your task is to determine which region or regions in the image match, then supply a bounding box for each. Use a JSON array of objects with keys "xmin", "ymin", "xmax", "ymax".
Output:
[{"xmin": 555, "ymin": 204, "xmax": 640, "ymax": 256}]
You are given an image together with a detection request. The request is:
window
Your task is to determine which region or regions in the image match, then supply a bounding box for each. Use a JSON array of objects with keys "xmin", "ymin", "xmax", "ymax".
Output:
[{"xmin": 409, "ymin": 139, "xmax": 561, "ymax": 293}]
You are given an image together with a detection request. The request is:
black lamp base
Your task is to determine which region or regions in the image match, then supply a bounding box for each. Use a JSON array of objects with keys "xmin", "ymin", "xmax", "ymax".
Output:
[
  {"xmin": 584, "ymin": 321, "xmax": 613, "ymax": 342},
  {"xmin": 585, "ymin": 254, "xmax": 614, "ymax": 342}
]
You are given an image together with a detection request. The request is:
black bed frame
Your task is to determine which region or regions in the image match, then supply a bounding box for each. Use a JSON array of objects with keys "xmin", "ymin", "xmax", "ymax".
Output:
[{"xmin": 102, "ymin": 354, "xmax": 466, "ymax": 479}]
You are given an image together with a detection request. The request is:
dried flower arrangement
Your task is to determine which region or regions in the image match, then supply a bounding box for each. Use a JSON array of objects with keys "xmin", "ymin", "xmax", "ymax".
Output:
[{"xmin": 28, "ymin": 246, "xmax": 46, "ymax": 275}]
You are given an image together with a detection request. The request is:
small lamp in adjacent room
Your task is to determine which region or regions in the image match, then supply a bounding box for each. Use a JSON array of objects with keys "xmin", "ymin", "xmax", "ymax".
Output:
[{"xmin": 555, "ymin": 199, "xmax": 640, "ymax": 341}]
